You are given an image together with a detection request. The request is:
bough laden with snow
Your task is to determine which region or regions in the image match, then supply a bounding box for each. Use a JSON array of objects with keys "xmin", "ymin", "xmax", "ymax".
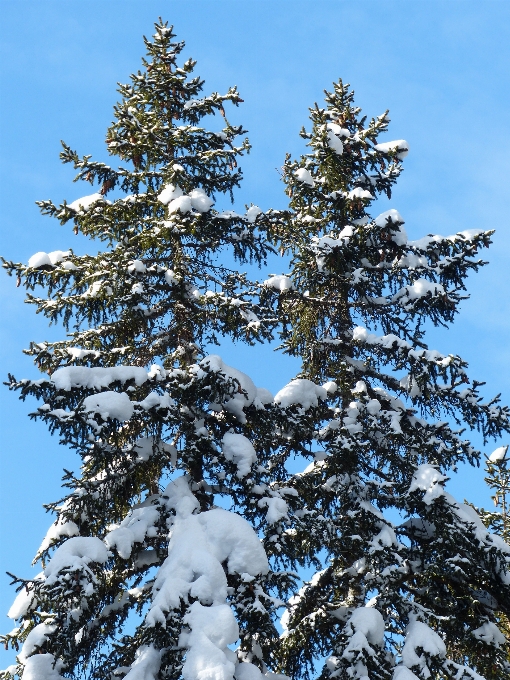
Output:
[{"xmin": 259, "ymin": 81, "xmax": 510, "ymax": 679}]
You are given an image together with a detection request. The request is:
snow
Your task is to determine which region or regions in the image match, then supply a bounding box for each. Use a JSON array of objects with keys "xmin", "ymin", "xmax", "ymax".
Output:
[
  {"xmin": 263, "ymin": 275, "xmax": 293, "ymax": 292},
  {"xmin": 275, "ymin": 379, "xmax": 327, "ymax": 410},
  {"xmin": 401, "ymin": 620, "xmax": 446, "ymax": 672},
  {"xmin": 44, "ymin": 536, "xmax": 109, "ymax": 585},
  {"xmin": 472, "ymin": 621, "xmax": 506, "ymax": 647},
  {"xmin": 235, "ymin": 663, "xmax": 266, "ymax": 680},
  {"xmin": 395, "ymin": 278, "xmax": 444, "ymax": 301},
  {"xmin": 7, "ymin": 573, "xmax": 43, "ymax": 620},
  {"xmin": 408, "ymin": 465, "xmax": 446, "ymax": 504},
  {"xmin": 22, "ymin": 653, "xmax": 65, "ymax": 680},
  {"xmin": 181, "ymin": 602, "xmax": 238, "ymax": 680},
  {"xmin": 128, "ymin": 260, "xmax": 147, "ymax": 274},
  {"xmin": 245, "ymin": 205, "xmax": 262, "ymax": 223},
  {"xmin": 190, "ymin": 188, "xmax": 214, "ymax": 212},
  {"xmin": 489, "ymin": 445, "xmax": 508, "ymax": 463},
  {"xmin": 375, "ymin": 208, "xmax": 404, "ymax": 227},
  {"xmin": 197, "ymin": 355, "xmax": 260, "ymax": 423},
  {"xmin": 256, "ymin": 387, "xmax": 274, "ymax": 404},
  {"xmin": 130, "ymin": 436, "xmax": 176, "ymax": 464},
  {"xmin": 326, "ymin": 123, "xmax": 350, "ymax": 138},
  {"xmin": 168, "ymin": 195, "xmax": 192, "ymax": 214},
  {"xmin": 322, "ymin": 381, "xmax": 337, "ymax": 394},
  {"xmin": 374, "ymin": 139, "xmax": 409, "ymax": 160},
  {"xmin": 157, "ymin": 184, "xmax": 183, "ymax": 205},
  {"xmin": 106, "ymin": 504, "xmax": 160, "ymax": 559},
  {"xmin": 326, "ymin": 128, "xmax": 344, "ymax": 155},
  {"xmin": 82, "ymin": 391, "xmax": 134, "ymax": 421},
  {"xmin": 51, "ymin": 365, "xmax": 148, "ymax": 391},
  {"xmin": 347, "ymin": 187, "xmax": 372, "ymax": 200},
  {"xmin": 222, "ymin": 432, "xmax": 257, "ymax": 478},
  {"xmin": 28, "ymin": 252, "xmax": 52, "ymax": 268},
  {"xmin": 294, "ymin": 168, "xmax": 315, "ymax": 187},
  {"xmin": 393, "ymin": 668, "xmax": 420, "ymax": 680},
  {"xmin": 19, "ymin": 621, "xmax": 57, "ymax": 663},
  {"xmin": 374, "ymin": 209, "xmax": 407, "ymax": 245},
  {"xmin": 27, "ymin": 249, "xmax": 71, "ymax": 269},
  {"xmin": 146, "ymin": 477, "xmax": 268, "ymax": 628},
  {"xmin": 67, "ymin": 193, "xmax": 104, "ymax": 212},
  {"xmin": 345, "ymin": 605, "xmax": 385, "ymax": 645},
  {"xmin": 164, "ymin": 269, "xmax": 179, "ymax": 285},
  {"xmin": 123, "ymin": 645, "xmax": 161, "ymax": 680},
  {"xmin": 258, "ymin": 497, "xmax": 288, "ymax": 524},
  {"xmin": 37, "ymin": 519, "xmax": 80, "ymax": 556}
]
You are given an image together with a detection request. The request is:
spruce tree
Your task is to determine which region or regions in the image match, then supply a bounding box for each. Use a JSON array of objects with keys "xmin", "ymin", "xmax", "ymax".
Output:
[
  {"xmin": 0, "ymin": 20, "xmax": 286, "ymax": 680},
  {"xmin": 259, "ymin": 81, "xmax": 510, "ymax": 679}
]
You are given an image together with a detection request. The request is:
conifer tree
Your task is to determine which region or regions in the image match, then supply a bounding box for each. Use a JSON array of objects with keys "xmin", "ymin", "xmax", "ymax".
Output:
[
  {"xmin": 258, "ymin": 81, "xmax": 510, "ymax": 679},
  {"xmin": 0, "ymin": 20, "xmax": 288, "ymax": 680}
]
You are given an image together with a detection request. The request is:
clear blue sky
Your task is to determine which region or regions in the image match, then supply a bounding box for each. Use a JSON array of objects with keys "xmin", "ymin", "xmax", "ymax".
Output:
[{"xmin": 1, "ymin": 0, "xmax": 510, "ymax": 655}]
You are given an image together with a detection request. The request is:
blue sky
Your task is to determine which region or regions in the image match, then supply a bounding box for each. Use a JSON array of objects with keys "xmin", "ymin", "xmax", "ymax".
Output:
[{"xmin": 1, "ymin": 0, "xmax": 510, "ymax": 655}]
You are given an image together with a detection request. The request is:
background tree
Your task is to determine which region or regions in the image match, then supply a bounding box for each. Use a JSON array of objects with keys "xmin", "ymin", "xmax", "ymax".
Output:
[{"xmin": 259, "ymin": 80, "xmax": 510, "ymax": 679}]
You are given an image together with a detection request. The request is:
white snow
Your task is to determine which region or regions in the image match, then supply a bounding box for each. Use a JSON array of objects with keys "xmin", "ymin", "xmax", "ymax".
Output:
[
  {"xmin": 245, "ymin": 205, "xmax": 262, "ymax": 223},
  {"xmin": 8, "ymin": 573, "xmax": 43, "ymax": 620},
  {"xmin": 374, "ymin": 209, "xmax": 404, "ymax": 227},
  {"xmin": 222, "ymin": 432, "xmax": 257, "ymax": 478},
  {"xmin": 274, "ymin": 379, "xmax": 327, "ymax": 410},
  {"xmin": 196, "ymin": 355, "xmax": 260, "ymax": 423},
  {"xmin": 326, "ymin": 129, "xmax": 344, "ymax": 155},
  {"xmin": 181, "ymin": 602, "xmax": 238, "ymax": 680},
  {"xmin": 294, "ymin": 168, "xmax": 315, "ymax": 187},
  {"xmin": 22, "ymin": 654, "xmax": 65, "ymax": 680},
  {"xmin": 395, "ymin": 279, "xmax": 444, "ymax": 301},
  {"xmin": 347, "ymin": 188, "xmax": 372, "ymax": 200},
  {"xmin": 18, "ymin": 622, "xmax": 57, "ymax": 663},
  {"xmin": 146, "ymin": 477, "xmax": 268, "ymax": 628},
  {"xmin": 28, "ymin": 252, "xmax": 52, "ymax": 268},
  {"xmin": 68, "ymin": 193, "xmax": 104, "ymax": 212},
  {"xmin": 401, "ymin": 620, "xmax": 446, "ymax": 672},
  {"xmin": 256, "ymin": 387, "xmax": 274, "ymax": 404},
  {"xmin": 408, "ymin": 465, "xmax": 446, "ymax": 504},
  {"xmin": 130, "ymin": 436, "xmax": 176, "ymax": 464},
  {"xmin": 374, "ymin": 209, "xmax": 407, "ymax": 245},
  {"xmin": 374, "ymin": 139, "xmax": 409, "ymax": 160},
  {"xmin": 52, "ymin": 366, "xmax": 148, "ymax": 391},
  {"xmin": 106, "ymin": 505, "xmax": 160, "ymax": 559},
  {"xmin": 235, "ymin": 663, "xmax": 267, "ymax": 680},
  {"xmin": 168, "ymin": 195, "xmax": 192, "ymax": 214},
  {"xmin": 346, "ymin": 606, "xmax": 385, "ymax": 646},
  {"xmin": 393, "ymin": 668, "xmax": 420, "ymax": 680},
  {"xmin": 326, "ymin": 123, "xmax": 350, "ymax": 137},
  {"xmin": 123, "ymin": 645, "xmax": 161, "ymax": 680},
  {"xmin": 322, "ymin": 381, "xmax": 338, "ymax": 394},
  {"xmin": 258, "ymin": 497, "xmax": 288, "ymax": 524},
  {"xmin": 82, "ymin": 391, "xmax": 134, "ymax": 421},
  {"xmin": 164, "ymin": 269, "xmax": 179, "ymax": 285},
  {"xmin": 489, "ymin": 445, "xmax": 508, "ymax": 463},
  {"xmin": 44, "ymin": 536, "xmax": 109, "ymax": 585},
  {"xmin": 127, "ymin": 260, "xmax": 147, "ymax": 274},
  {"xmin": 157, "ymin": 184, "xmax": 183, "ymax": 205},
  {"xmin": 190, "ymin": 188, "xmax": 214, "ymax": 212},
  {"xmin": 37, "ymin": 519, "xmax": 80, "ymax": 556},
  {"xmin": 263, "ymin": 275, "xmax": 293, "ymax": 292},
  {"xmin": 472, "ymin": 621, "xmax": 506, "ymax": 647}
]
